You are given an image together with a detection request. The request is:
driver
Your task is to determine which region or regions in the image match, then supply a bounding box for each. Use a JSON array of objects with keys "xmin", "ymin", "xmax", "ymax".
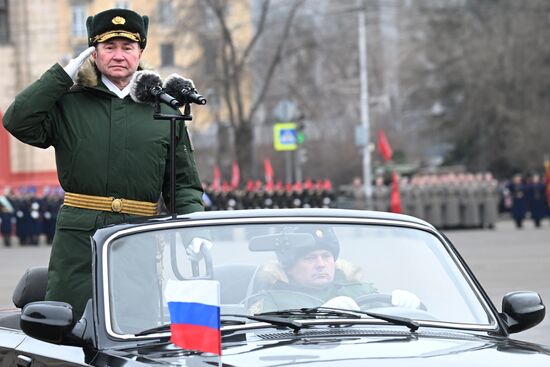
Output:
[{"xmin": 248, "ymin": 226, "xmax": 421, "ymax": 314}]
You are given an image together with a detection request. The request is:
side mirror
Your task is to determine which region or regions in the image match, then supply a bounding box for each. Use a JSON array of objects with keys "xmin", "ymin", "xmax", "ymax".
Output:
[
  {"xmin": 500, "ymin": 291, "xmax": 545, "ymax": 333},
  {"xmin": 21, "ymin": 301, "xmax": 80, "ymax": 345}
]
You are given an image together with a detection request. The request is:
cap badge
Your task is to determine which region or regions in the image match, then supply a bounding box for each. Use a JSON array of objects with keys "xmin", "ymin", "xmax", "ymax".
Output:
[{"xmin": 112, "ymin": 16, "xmax": 126, "ymax": 25}]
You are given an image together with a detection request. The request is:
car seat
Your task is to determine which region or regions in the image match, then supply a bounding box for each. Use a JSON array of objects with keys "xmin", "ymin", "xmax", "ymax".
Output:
[{"xmin": 0, "ymin": 267, "xmax": 48, "ymax": 330}]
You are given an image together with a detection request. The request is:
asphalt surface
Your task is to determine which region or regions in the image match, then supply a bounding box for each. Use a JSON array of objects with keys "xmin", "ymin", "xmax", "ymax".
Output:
[{"xmin": 1, "ymin": 217, "xmax": 549, "ymax": 347}]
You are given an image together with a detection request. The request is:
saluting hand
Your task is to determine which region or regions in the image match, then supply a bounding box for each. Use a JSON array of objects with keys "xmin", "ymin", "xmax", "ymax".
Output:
[{"xmin": 63, "ymin": 46, "xmax": 95, "ymax": 81}]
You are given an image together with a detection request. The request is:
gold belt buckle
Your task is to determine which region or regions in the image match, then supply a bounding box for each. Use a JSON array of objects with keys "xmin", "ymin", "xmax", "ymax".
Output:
[{"xmin": 111, "ymin": 198, "xmax": 123, "ymax": 213}]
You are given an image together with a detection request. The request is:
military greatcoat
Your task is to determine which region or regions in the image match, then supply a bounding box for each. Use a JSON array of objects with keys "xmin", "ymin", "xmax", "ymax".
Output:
[{"xmin": 3, "ymin": 63, "xmax": 204, "ymax": 316}]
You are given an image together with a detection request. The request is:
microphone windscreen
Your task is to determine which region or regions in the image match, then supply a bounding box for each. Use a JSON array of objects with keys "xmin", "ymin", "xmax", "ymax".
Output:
[
  {"xmin": 129, "ymin": 70, "xmax": 162, "ymax": 104},
  {"xmin": 163, "ymin": 73, "xmax": 195, "ymax": 97}
]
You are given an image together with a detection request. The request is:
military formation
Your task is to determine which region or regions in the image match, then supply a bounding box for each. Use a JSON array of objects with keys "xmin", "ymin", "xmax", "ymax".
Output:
[
  {"xmin": 2, "ymin": 172, "xmax": 548, "ymax": 247},
  {"xmin": 202, "ymin": 179, "xmax": 336, "ymax": 211},
  {"xmin": 372, "ymin": 172, "xmax": 501, "ymax": 229},
  {"xmin": 0, "ymin": 187, "xmax": 64, "ymax": 247},
  {"xmin": 371, "ymin": 171, "xmax": 549, "ymax": 229}
]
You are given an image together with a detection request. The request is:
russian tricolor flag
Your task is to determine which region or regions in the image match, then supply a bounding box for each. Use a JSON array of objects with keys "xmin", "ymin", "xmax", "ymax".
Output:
[{"xmin": 164, "ymin": 279, "xmax": 221, "ymax": 355}]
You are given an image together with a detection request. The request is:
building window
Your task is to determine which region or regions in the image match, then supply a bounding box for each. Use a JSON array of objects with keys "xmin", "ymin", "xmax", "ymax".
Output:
[
  {"xmin": 72, "ymin": 5, "xmax": 86, "ymax": 38},
  {"xmin": 0, "ymin": 0, "xmax": 9, "ymax": 44},
  {"xmin": 161, "ymin": 43, "xmax": 175, "ymax": 67},
  {"xmin": 158, "ymin": 0, "xmax": 175, "ymax": 25}
]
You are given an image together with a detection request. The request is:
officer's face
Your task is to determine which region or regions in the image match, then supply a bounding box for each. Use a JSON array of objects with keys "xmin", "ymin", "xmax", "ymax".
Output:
[
  {"xmin": 93, "ymin": 39, "xmax": 143, "ymax": 88},
  {"xmin": 286, "ymin": 249, "xmax": 335, "ymax": 289}
]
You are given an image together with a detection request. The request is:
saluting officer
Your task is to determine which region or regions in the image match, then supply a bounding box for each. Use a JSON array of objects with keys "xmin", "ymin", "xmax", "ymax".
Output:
[{"xmin": 3, "ymin": 8, "xmax": 204, "ymax": 317}]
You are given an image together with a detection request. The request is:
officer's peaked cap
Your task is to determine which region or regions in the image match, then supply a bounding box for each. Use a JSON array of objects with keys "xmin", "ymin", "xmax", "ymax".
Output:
[{"xmin": 87, "ymin": 8, "xmax": 149, "ymax": 49}]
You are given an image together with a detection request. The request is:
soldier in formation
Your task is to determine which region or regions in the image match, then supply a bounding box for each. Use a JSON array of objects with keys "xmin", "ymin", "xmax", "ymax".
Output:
[
  {"xmin": 507, "ymin": 174, "xmax": 528, "ymax": 228},
  {"xmin": 526, "ymin": 173, "xmax": 548, "ymax": 228},
  {"xmin": 0, "ymin": 188, "xmax": 15, "ymax": 247},
  {"xmin": 203, "ymin": 178, "xmax": 336, "ymax": 211},
  {"xmin": 0, "ymin": 186, "xmax": 64, "ymax": 246},
  {"xmin": 395, "ymin": 172, "xmax": 500, "ymax": 229}
]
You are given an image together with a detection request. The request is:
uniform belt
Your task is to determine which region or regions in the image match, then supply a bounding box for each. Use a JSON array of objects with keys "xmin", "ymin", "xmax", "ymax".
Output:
[{"xmin": 63, "ymin": 192, "xmax": 158, "ymax": 216}]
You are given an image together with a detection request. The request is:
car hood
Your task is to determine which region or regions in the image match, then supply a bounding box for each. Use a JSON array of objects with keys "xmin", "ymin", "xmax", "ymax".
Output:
[{"xmin": 108, "ymin": 328, "xmax": 550, "ymax": 366}]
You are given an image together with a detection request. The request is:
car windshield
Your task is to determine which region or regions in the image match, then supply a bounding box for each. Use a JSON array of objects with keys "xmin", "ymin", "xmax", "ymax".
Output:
[{"xmin": 104, "ymin": 219, "xmax": 493, "ymax": 336}]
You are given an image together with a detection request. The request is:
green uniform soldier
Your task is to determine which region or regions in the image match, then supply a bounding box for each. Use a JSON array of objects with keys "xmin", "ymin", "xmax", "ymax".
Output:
[
  {"xmin": 3, "ymin": 8, "xmax": 204, "ymax": 317},
  {"xmin": 247, "ymin": 226, "xmax": 422, "ymax": 314}
]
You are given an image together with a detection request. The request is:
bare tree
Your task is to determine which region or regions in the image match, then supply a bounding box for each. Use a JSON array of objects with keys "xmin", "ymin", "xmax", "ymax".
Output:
[
  {"xmin": 177, "ymin": 0, "xmax": 306, "ymax": 181},
  {"xmin": 398, "ymin": 0, "xmax": 550, "ymax": 177}
]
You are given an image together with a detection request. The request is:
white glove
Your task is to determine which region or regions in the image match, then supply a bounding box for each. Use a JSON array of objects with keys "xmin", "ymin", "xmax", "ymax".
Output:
[
  {"xmin": 63, "ymin": 46, "xmax": 95, "ymax": 81},
  {"xmin": 321, "ymin": 296, "xmax": 360, "ymax": 311},
  {"xmin": 391, "ymin": 289, "xmax": 421, "ymax": 309},
  {"xmin": 186, "ymin": 237, "xmax": 213, "ymax": 261}
]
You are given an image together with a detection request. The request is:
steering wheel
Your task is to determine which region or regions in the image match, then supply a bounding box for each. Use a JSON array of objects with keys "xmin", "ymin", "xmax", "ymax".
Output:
[
  {"xmin": 243, "ymin": 289, "xmax": 325, "ymax": 311},
  {"xmin": 355, "ymin": 293, "xmax": 428, "ymax": 312}
]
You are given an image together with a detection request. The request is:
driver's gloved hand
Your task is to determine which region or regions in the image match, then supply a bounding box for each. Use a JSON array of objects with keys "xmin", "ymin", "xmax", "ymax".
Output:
[
  {"xmin": 63, "ymin": 46, "xmax": 95, "ymax": 81},
  {"xmin": 322, "ymin": 296, "xmax": 360, "ymax": 311},
  {"xmin": 186, "ymin": 237, "xmax": 213, "ymax": 261},
  {"xmin": 391, "ymin": 289, "xmax": 421, "ymax": 309}
]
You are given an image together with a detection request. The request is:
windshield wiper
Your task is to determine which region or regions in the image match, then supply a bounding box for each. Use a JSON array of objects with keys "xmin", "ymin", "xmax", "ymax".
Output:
[
  {"xmin": 136, "ymin": 314, "xmax": 305, "ymax": 337},
  {"xmin": 256, "ymin": 307, "xmax": 420, "ymax": 332},
  {"xmin": 222, "ymin": 314, "xmax": 304, "ymax": 333},
  {"xmin": 257, "ymin": 307, "xmax": 362, "ymax": 319}
]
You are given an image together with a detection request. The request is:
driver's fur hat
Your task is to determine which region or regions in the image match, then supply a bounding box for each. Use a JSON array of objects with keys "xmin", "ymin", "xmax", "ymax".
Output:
[{"xmin": 276, "ymin": 226, "xmax": 340, "ymax": 269}]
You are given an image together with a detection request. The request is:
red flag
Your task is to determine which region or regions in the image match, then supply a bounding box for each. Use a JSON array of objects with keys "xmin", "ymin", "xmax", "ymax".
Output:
[
  {"xmin": 264, "ymin": 158, "xmax": 274, "ymax": 187},
  {"xmin": 212, "ymin": 165, "xmax": 221, "ymax": 190},
  {"xmin": 378, "ymin": 130, "xmax": 393, "ymax": 162},
  {"xmin": 390, "ymin": 171, "xmax": 402, "ymax": 214},
  {"xmin": 230, "ymin": 160, "xmax": 240, "ymax": 189}
]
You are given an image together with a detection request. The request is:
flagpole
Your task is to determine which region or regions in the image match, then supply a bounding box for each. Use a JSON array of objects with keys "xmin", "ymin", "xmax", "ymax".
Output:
[{"xmin": 358, "ymin": 6, "xmax": 373, "ymax": 209}]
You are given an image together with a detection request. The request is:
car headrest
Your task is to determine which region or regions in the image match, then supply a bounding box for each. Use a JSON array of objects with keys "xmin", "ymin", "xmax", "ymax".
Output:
[{"xmin": 12, "ymin": 267, "xmax": 48, "ymax": 308}]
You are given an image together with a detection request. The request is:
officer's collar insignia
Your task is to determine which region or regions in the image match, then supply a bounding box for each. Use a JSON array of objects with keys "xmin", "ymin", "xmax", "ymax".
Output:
[{"xmin": 112, "ymin": 16, "xmax": 126, "ymax": 25}]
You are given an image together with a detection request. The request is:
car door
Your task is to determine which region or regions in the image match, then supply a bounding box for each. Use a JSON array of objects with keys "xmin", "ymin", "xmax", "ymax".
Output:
[
  {"xmin": 0, "ymin": 327, "xmax": 26, "ymax": 366},
  {"xmin": 15, "ymin": 336, "xmax": 91, "ymax": 367}
]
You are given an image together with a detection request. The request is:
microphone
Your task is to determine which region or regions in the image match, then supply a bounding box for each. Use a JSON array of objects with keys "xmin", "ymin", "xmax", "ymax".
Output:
[
  {"xmin": 163, "ymin": 74, "xmax": 207, "ymax": 105},
  {"xmin": 129, "ymin": 70, "xmax": 181, "ymax": 109}
]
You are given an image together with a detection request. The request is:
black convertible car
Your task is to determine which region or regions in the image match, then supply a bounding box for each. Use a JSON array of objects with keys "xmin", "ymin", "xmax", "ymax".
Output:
[{"xmin": 0, "ymin": 209, "xmax": 548, "ymax": 366}]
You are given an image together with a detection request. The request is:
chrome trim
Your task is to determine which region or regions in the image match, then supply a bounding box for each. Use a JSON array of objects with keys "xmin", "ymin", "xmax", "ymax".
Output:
[{"xmin": 101, "ymin": 216, "xmax": 498, "ymax": 340}]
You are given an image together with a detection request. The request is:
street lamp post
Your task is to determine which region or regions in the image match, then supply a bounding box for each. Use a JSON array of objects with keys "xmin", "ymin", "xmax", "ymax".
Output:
[{"xmin": 358, "ymin": 8, "xmax": 372, "ymax": 208}]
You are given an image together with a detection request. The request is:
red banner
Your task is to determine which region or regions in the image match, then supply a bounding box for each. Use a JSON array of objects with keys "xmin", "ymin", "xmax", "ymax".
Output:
[
  {"xmin": 378, "ymin": 130, "xmax": 393, "ymax": 162},
  {"xmin": 264, "ymin": 158, "xmax": 274, "ymax": 187},
  {"xmin": 390, "ymin": 171, "xmax": 402, "ymax": 214},
  {"xmin": 212, "ymin": 165, "xmax": 221, "ymax": 190},
  {"xmin": 230, "ymin": 160, "xmax": 240, "ymax": 189}
]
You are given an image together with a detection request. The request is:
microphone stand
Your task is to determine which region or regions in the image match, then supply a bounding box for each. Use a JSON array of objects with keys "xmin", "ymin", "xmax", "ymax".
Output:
[
  {"xmin": 153, "ymin": 101, "xmax": 193, "ymax": 217},
  {"xmin": 153, "ymin": 101, "xmax": 193, "ymax": 282}
]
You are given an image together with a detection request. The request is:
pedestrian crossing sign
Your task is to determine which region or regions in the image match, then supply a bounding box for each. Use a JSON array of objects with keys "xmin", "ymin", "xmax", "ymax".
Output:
[{"xmin": 273, "ymin": 122, "xmax": 297, "ymax": 151}]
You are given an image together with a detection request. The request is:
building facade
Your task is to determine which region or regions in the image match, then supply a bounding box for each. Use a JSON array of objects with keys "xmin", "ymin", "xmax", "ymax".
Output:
[{"xmin": 0, "ymin": 0, "xmax": 237, "ymax": 190}]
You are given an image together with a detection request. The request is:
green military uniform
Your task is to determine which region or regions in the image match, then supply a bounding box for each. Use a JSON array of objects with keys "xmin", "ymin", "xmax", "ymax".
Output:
[
  {"xmin": 3, "ymin": 9, "xmax": 204, "ymax": 316},
  {"xmin": 248, "ymin": 269, "xmax": 377, "ymax": 314}
]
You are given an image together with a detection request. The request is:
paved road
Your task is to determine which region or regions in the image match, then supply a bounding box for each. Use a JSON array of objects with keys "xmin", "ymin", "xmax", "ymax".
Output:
[
  {"xmin": 443, "ymin": 218, "xmax": 550, "ymax": 347},
  {"xmin": 1, "ymin": 218, "xmax": 549, "ymax": 346}
]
